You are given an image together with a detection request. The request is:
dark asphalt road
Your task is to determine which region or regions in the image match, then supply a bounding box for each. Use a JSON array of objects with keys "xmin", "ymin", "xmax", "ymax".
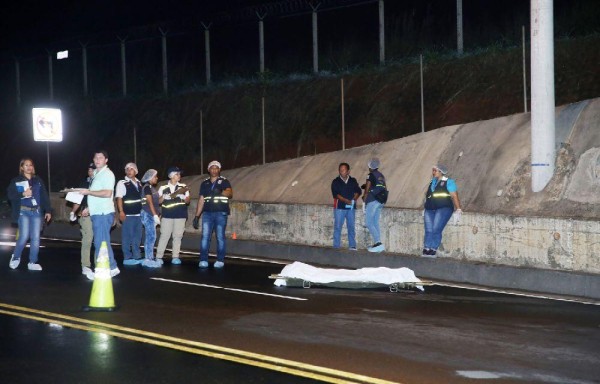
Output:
[{"xmin": 0, "ymin": 233, "xmax": 599, "ymax": 384}]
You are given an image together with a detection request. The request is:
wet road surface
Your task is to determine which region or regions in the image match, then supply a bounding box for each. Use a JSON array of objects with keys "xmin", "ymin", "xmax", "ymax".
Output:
[{"xmin": 0, "ymin": 235, "xmax": 599, "ymax": 383}]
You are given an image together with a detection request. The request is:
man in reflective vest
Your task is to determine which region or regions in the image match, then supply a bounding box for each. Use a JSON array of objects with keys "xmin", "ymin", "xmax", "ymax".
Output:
[
  {"xmin": 115, "ymin": 162, "xmax": 143, "ymax": 265},
  {"xmin": 156, "ymin": 166, "xmax": 190, "ymax": 265},
  {"xmin": 193, "ymin": 160, "xmax": 233, "ymax": 269}
]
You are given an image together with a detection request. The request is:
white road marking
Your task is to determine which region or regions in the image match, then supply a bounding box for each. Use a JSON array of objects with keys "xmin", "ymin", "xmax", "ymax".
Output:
[
  {"xmin": 151, "ymin": 277, "xmax": 308, "ymax": 301},
  {"xmin": 0, "ymin": 242, "xmax": 43, "ymax": 248},
  {"xmin": 435, "ymin": 283, "xmax": 600, "ymax": 306}
]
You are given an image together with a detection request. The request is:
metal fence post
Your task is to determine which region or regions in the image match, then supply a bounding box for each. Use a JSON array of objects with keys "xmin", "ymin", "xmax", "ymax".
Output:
[
  {"xmin": 420, "ymin": 54, "xmax": 425, "ymax": 133},
  {"xmin": 119, "ymin": 37, "xmax": 128, "ymax": 97},
  {"xmin": 257, "ymin": 12, "xmax": 267, "ymax": 73},
  {"xmin": 262, "ymin": 96, "xmax": 266, "ymax": 164},
  {"xmin": 341, "ymin": 78, "xmax": 345, "ymax": 150},
  {"xmin": 379, "ymin": 0, "xmax": 385, "ymax": 64},
  {"xmin": 48, "ymin": 51, "xmax": 54, "ymax": 101},
  {"xmin": 160, "ymin": 28, "xmax": 168, "ymax": 95},
  {"xmin": 457, "ymin": 0, "xmax": 464, "ymax": 55},
  {"xmin": 80, "ymin": 42, "xmax": 88, "ymax": 97},
  {"xmin": 15, "ymin": 58, "xmax": 21, "ymax": 107},
  {"xmin": 202, "ymin": 23, "xmax": 212, "ymax": 85},
  {"xmin": 311, "ymin": 3, "xmax": 320, "ymax": 73},
  {"xmin": 200, "ymin": 109, "xmax": 204, "ymax": 172}
]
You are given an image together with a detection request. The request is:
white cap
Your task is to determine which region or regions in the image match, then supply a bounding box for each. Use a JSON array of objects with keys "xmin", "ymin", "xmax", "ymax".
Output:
[
  {"xmin": 207, "ymin": 160, "xmax": 222, "ymax": 171},
  {"xmin": 125, "ymin": 162, "xmax": 138, "ymax": 174}
]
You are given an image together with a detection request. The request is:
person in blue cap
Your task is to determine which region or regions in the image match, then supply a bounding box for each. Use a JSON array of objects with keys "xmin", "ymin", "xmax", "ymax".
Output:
[
  {"xmin": 193, "ymin": 160, "xmax": 233, "ymax": 269},
  {"xmin": 156, "ymin": 166, "xmax": 190, "ymax": 265},
  {"xmin": 422, "ymin": 164, "xmax": 462, "ymax": 258}
]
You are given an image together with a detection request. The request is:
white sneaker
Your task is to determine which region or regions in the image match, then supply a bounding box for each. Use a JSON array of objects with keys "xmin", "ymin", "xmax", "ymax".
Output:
[
  {"xmin": 9, "ymin": 254, "xmax": 20, "ymax": 269},
  {"xmin": 110, "ymin": 267, "xmax": 120, "ymax": 277},
  {"xmin": 82, "ymin": 266, "xmax": 93, "ymax": 275},
  {"xmin": 27, "ymin": 263, "xmax": 42, "ymax": 271}
]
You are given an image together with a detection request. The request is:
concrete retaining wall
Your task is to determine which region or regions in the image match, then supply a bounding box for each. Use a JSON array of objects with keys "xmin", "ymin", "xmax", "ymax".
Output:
[{"xmin": 51, "ymin": 97, "xmax": 600, "ymax": 280}]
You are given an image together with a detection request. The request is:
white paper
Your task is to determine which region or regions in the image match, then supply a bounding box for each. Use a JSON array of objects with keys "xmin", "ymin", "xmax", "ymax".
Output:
[
  {"xmin": 15, "ymin": 181, "xmax": 29, "ymax": 192},
  {"xmin": 65, "ymin": 191, "xmax": 84, "ymax": 205}
]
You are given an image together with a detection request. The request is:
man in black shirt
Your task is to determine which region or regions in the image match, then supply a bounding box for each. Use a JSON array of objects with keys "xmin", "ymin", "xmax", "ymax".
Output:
[{"xmin": 331, "ymin": 162, "xmax": 361, "ymax": 250}]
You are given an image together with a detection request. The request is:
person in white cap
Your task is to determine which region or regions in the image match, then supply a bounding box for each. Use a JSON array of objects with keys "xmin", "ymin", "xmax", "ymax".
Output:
[
  {"xmin": 193, "ymin": 160, "xmax": 233, "ymax": 269},
  {"xmin": 422, "ymin": 164, "xmax": 462, "ymax": 258},
  {"xmin": 139, "ymin": 169, "xmax": 162, "ymax": 268},
  {"xmin": 156, "ymin": 166, "xmax": 190, "ymax": 265},
  {"xmin": 115, "ymin": 162, "xmax": 143, "ymax": 265},
  {"xmin": 361, "ymin": 158, "xmax": 387, "ymax": 253}
]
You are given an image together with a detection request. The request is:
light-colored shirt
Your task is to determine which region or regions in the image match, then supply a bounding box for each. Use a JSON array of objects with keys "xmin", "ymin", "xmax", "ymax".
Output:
[
  {"xmin": 115, "ymin": 176, "xmax": 140, "ymax": 198},
  {"xmin": 87, "ymin": 166, "xmax": 116, "ymax": 215}
]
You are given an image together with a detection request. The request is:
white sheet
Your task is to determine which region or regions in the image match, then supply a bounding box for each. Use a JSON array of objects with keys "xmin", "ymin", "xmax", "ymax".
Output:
[{"xmin": 274, "ymin": 261, "xmax": 423, "ymax": 290}]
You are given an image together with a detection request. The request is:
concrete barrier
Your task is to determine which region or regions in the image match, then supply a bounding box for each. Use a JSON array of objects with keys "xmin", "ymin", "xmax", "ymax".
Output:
[{"xmin": 49, "ymin": 97, "xmax": 600, "ymax": 297}]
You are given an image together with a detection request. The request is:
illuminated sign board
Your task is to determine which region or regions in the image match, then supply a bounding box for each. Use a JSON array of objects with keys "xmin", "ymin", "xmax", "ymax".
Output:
[{"xmin": 32, "ymin": 108, "xmax": 63, "ymax": 142}]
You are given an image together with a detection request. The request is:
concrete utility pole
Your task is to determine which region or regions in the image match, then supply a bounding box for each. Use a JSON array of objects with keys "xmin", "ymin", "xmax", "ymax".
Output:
[
  {"xmin": 81, "ymin": 42, "xmax": 88, "ymax": 97},
  {"xmin": 379, "ymin": 0, "xmax": 385, "ymax": 63},
  {"xmin": 311, "ymin": 3, "xmax": 320, "ymax": 73},
  {"xmin": 202, "ymin": 23, "xmax": 212, "ymax": 85},
  {"xmin": 257, "ymin": 12, "xmax": 267, "ymax": 73},
  {"xmin": 530, "ymin": 0, "xmax": 556, "ymax": 192},
  {"xmin": 119, "ymin": 37, "xmax": 127, "ymax": 97},
  {"xmin": 456, "ymin": 0, "xmax": 464, "ymax": 55}
]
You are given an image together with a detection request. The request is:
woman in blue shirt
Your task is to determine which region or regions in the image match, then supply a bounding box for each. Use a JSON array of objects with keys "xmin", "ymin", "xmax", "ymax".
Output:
[
  {"xmin": 6, "ymin": 158, "xmax": 52, "ymax": 270},
  {"xmin": 423, "ymin": 164, "xmax": 462, "ymax": 258}
]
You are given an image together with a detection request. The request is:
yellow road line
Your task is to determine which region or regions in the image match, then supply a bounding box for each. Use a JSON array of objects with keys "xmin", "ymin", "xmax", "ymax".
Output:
[{"xmin": 0, "ymin": 302, "xmax": 400, "ymax": 384}]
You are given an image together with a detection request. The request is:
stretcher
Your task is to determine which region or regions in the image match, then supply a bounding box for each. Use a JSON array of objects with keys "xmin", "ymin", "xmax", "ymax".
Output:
[{"xmin": 269, "ymin": 262, "xmax": 431, "ymax": 292}]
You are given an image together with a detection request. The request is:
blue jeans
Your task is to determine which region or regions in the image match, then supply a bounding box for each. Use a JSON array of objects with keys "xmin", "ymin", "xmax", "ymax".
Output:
[
  {"xmin": 140, "ymin": 210, "xmax": 157, "ymax": 260},
  {"xmin": 14, "ymin": 209, "xmax": 43, "ymax": 263},
  {"xmin": 91, "ymin": 213, "xmax": 118, "ymax": 269},
  {"xmin": 200, "ymin": 211, "xmax": 228, "ymax": 262},
  {"xmin": 333, "ymin": 208, "xmax": 356, "ymax": 248},
  {"xmin": 424, "ymin": 207, "xmax": 454, "ymax": 250},
  {"xmin": 121, "ymin": 215, "xmax": 142, "ymax": 260},
  {"xmin": 365, "ymin": 201, "xmax": 383, "ymax": 244}
]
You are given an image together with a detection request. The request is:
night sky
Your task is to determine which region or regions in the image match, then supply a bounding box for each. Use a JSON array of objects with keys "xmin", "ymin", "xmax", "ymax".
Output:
[{"xmin": 1, "ymin": 1, "xmax": 266, "ymax": 51}]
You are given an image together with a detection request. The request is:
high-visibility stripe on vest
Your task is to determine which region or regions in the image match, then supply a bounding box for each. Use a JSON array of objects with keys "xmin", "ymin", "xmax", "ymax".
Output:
[
  {"xmin": 160, "ymin": 183, "xmax": 188, "ymax": 219},
  {"xmin": 122, "ymin": 180, "xmax": 142, "ymax": 215},
  {"xmin": 424, "ymin": 177, "xmax": 453, "ymax": 210}
]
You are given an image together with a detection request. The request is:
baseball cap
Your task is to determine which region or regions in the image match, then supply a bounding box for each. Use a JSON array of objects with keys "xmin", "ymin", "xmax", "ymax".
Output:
[
  {"xmin": 207, "ymin": 160, "xmax": 222, "ymax": 171},
  {"xmin": 167, "ymin": 166, "xmax": 182, "ymax": 178}
]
